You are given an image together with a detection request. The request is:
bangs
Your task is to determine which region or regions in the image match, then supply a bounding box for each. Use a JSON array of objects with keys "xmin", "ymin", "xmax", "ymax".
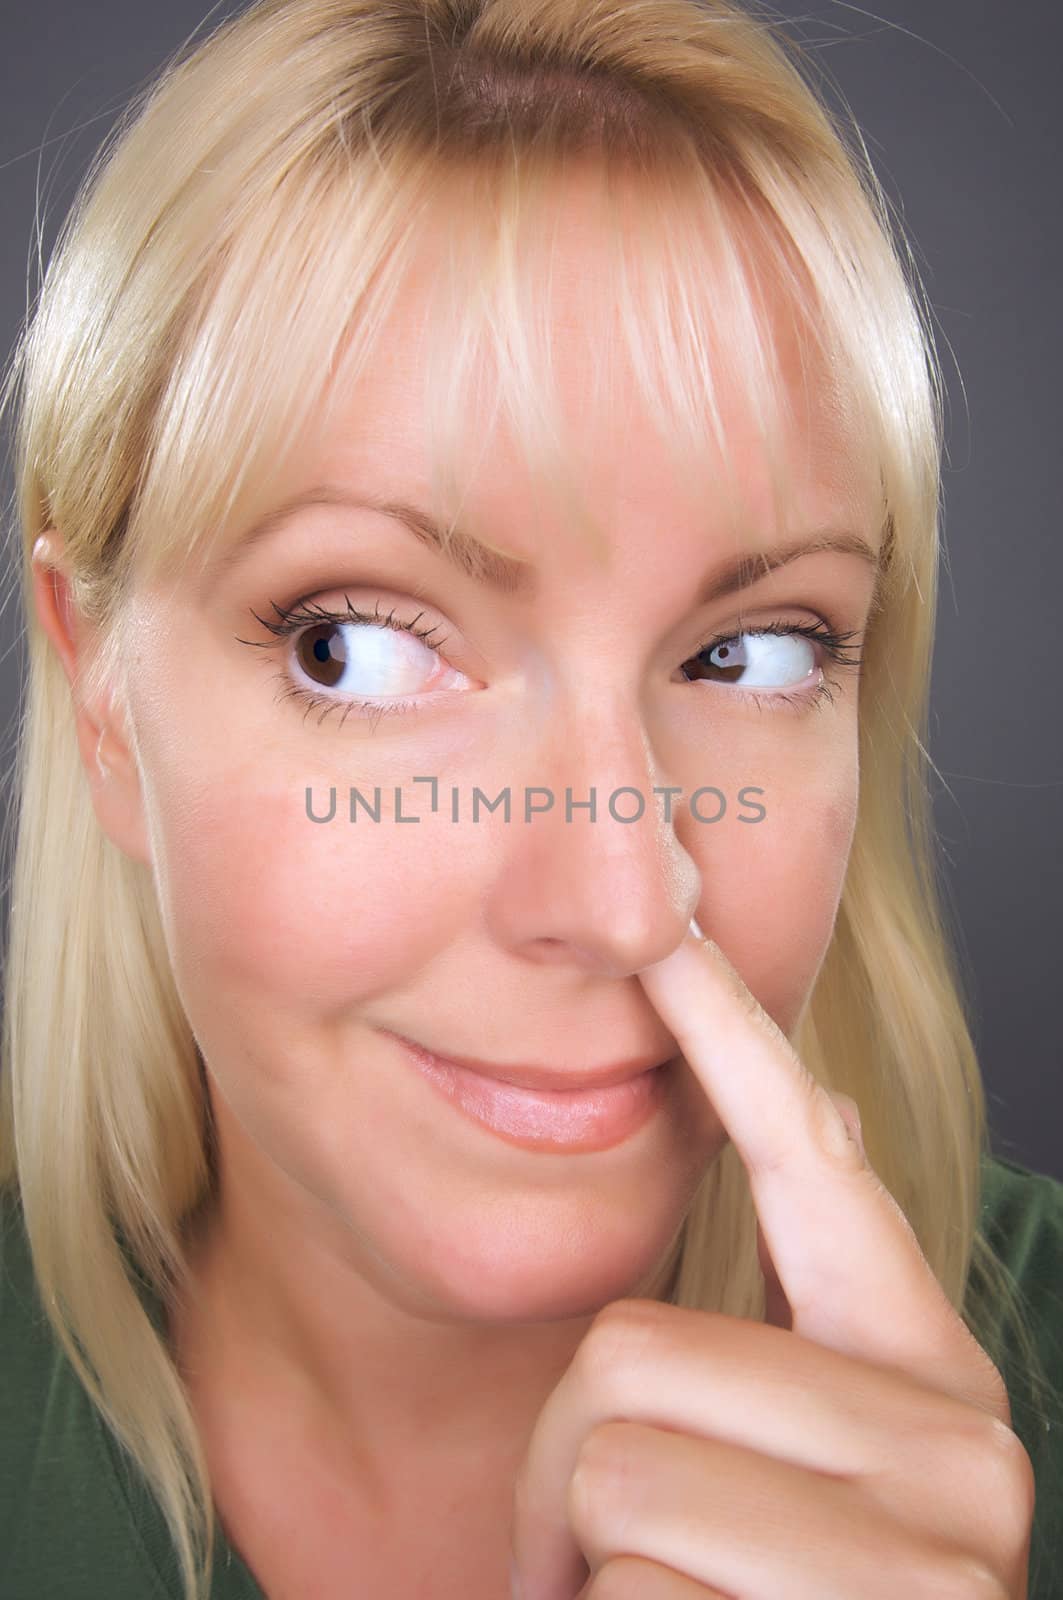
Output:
[{"xmin": 124, "ymin": 129, "xmax": 902, "ymax": 606}]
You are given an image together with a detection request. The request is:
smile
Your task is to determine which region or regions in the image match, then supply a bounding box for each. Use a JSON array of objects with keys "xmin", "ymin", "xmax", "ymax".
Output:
[{"xmin": 387, "ymin": 1032, "xmax": 679, "ymax": 1153}]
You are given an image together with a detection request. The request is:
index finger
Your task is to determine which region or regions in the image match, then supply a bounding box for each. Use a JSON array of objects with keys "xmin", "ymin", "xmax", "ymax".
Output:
[{"xmin": 636, "ymin": 920, "xmax": 995, "ymax": 1389}]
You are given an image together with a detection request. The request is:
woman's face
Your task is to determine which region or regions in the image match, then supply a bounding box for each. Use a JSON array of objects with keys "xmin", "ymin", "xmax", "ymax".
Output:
[{"xmin": 78, "ymin": 174, "xmax": 882, "ymax": 1324}]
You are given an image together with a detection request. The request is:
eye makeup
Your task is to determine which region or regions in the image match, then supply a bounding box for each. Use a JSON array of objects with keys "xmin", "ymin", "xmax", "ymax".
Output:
[{"xmin": 234, "ymin": 588, "xmax": 865, "ymax": 731}]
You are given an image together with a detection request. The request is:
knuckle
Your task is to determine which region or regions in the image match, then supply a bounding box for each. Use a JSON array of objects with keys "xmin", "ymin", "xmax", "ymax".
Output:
[
  {"xmin": 808, "ymin": 1083, "xmax": 866, "ymax": 1172},
  {"xmin": 982, "ymin": 1419, "xmax": 1038, "ymax": 1548},
  {"xmin": 922, "ymin": 1410, "xmax": 1035, "ymax": 1560},
  {"xmin": 905, "ymin": 1547, "xmax": 1007, "ymax": 1599},
  {"xmin": 569, "ymin": 1421, "xmax": 638, "ymax": 1535},
  {"xmin": 576, "ymin": 1299, "xmax": 665, "ymax": 1392}
]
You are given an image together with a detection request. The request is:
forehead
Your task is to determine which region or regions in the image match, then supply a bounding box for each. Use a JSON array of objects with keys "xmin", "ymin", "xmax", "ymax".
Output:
[
  {"xmin": 300, "ymin": 165, "xmax": 871, "ymax": 564},
  {"xmin": 181, "ymin": 157, "xmax": 880, "ymax": 597}
]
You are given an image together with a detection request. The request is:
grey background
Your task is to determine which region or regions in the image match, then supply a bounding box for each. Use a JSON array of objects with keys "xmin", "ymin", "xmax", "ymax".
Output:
[{"xmin": 1, "ymin": 3, "xmax": 1059, "ymax": 1179}]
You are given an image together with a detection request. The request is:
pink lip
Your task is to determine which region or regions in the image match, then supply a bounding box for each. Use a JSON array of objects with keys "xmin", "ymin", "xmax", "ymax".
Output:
[
  {"xmin": 389, "ymin": 1032, "xmax": 678, "ymax": 1153},
  {"xmin": 382, "ymin": 1032, "xmax": 675, "ymax": 1092}
]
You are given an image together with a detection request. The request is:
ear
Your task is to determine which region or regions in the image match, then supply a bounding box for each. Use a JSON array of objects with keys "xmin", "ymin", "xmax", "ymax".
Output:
[{"xmin": 30, "ymin": 531, "xmax": 151, "ymax": 865}]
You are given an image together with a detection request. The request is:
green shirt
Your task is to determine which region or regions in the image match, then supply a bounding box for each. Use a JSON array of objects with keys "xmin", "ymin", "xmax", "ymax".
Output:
[{"xmin": 2, "ymin": 1154, "xmax": 1062, "ymax": 1598}]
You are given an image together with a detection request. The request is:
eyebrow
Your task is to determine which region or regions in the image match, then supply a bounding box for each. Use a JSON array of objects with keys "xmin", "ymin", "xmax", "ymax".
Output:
[{"xmin": 211, "ymin": 484, "xmax": 881, "ymax": 602}]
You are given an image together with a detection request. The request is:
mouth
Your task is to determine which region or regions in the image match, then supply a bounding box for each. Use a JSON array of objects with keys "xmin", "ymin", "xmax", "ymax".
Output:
[
  {"xmin": 382, "ymin": 1032, "xmax": 678, "ymax": 1092},
  {"xmin": 385, "ymin": 1031, "xmax": 681, "ymax": 1153}
]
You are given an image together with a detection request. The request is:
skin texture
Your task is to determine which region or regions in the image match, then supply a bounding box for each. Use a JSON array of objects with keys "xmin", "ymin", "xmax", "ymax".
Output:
[{"xmin": 32, "ymin": 168, "xmax": 892, "ymax": 1595}]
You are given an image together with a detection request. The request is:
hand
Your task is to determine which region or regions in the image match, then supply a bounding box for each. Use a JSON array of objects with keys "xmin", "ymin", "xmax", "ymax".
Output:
[{"xmin": 508, "ymin": 923, "xmax": 1036, "ymax": 1599}]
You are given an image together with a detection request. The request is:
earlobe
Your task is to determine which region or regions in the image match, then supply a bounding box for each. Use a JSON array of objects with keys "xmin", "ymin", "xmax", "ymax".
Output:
[
  {"xmin": 89, "ymin": 749, "xmax": 153, "ymax": 866},
  {"xmin": 77, "ymin": 685, "xmax": 153, "ymax": 868},
  {"xmin": 76, "ymin": 680, "xmax": 152, "ymax": 869}
]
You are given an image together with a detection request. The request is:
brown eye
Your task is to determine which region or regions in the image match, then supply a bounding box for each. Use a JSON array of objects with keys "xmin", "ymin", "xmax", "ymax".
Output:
[
  {"xmin": 296, "ymin": 623, "xmax": 346, "ymax": 689},
  {"xmin": 681, "ymin": 628, "xmax": 818, "ymax": 690},
  {"xmin": 287, "ymin": 612, "xmax": 469, "ymax": 704}
]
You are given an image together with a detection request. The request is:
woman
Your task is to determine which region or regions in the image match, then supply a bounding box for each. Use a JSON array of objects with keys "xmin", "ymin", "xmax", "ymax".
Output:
[{"xmin": 1, "ymin": 1, "xmax": 1060, "ymax": 1597}]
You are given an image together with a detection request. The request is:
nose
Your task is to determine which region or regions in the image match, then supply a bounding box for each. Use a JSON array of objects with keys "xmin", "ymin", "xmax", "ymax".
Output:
[{"xmin": 484, "ymin": 692, "xmax": 702, "ymax": 975}]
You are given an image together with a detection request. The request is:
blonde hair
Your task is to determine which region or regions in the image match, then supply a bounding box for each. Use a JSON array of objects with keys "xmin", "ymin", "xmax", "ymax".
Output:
[{"xmin": 0, "ymin": 3, "xmax": 1055, "ymax": 1596}]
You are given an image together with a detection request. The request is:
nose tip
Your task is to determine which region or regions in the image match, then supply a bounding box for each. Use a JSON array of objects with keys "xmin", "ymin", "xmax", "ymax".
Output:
[
  {"xmin": 483, "ymin": 703, "xmax": 704, "ymax": 972},
  {"xmin": 526, "ymin": 903, "xmax": 696, "ymax": 977}
]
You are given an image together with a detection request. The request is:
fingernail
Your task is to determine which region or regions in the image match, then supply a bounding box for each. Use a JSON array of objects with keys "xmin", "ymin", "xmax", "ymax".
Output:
[
  {"xmin": 642, "ymin": 915, "xmax": 708, "ymax": 976},
  {"xmin": 509, "ymin": 1554, "xmax": 523, "ymax": 1600}
]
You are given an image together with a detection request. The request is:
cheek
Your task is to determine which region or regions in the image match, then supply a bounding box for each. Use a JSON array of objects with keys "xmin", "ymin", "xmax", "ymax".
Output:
[
  {"xmin": 143, "ymin": 765, "xmax": 460, "ymax": 1029},
  {"xmin": 128, "ymin": 615, "xmax": 495, "ymax": 1032},
  {"xmin": 687, "ymin": 759, "xmax": 858, "ymax": 1036}
]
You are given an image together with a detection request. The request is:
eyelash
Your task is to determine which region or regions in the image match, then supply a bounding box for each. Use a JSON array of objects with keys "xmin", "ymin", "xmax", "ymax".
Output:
[{"xmin": 238, "ymin": 594, "xmax": 865, "ymax": 729}]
